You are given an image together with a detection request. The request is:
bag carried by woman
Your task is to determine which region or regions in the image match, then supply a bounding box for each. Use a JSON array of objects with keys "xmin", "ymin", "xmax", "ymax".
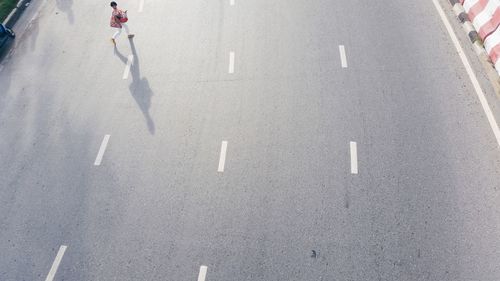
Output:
[{"xmin": 116, "ymin": 10, "xmax": 128, "ymax": 23}]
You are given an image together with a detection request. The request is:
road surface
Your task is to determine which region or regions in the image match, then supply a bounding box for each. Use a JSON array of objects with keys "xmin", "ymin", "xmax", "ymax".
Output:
[{"xmin": 0, "ymin": 0, "xmax": 499, "ymax": 280}]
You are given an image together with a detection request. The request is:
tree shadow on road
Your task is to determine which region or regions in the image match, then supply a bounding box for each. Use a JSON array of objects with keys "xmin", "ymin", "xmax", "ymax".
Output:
[
  {"xmin": 28, "ymin": 17, "xmax": 39, "ymax": 52},
  {"xmin": 114, "ymin": 40, "xmax": 155, "ymax": 135},
  {"xmin": 56, "ymin": 0, "xmax": 74, "ymax": 24}
]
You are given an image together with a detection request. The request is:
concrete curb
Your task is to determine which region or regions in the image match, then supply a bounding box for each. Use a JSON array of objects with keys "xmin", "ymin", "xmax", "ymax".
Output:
[
  {"xmin": 448, "ymin": 0, "xmax": 500, "ymax": 97},
  {"xmin": 2, "ymin": 0, "xmax": 31, "ymax": 28}
]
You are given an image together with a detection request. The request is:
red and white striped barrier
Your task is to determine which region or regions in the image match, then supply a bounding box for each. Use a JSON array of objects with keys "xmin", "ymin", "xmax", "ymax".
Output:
[{"xmin": 461, "ymin": 0, "xmax": 500, "ymax": 74}]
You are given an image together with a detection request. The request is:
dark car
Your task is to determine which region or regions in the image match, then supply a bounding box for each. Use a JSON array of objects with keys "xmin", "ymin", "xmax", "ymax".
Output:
[{"xmin": 0, "ymin": 24, "xmax": 15, "ymax": 58}]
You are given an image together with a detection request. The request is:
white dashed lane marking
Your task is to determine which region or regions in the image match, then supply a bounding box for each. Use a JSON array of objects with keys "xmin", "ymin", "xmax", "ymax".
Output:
[
  {"xmin": 122, "ymin": 55, "xmax": 134, "ymax": 80},
  {"xmin": 94, "ymin": 135, "xmax": 111, "ymax": 166},
  {"xmin": 350, "ymin": 141, "xmax": 358, "ymax": 174},
  {"xmin": 218, "ymin": 141, "xmax": 228, "ymax": 172},
  {"xmin": 138, "ymin": 0, "xmax": 144, "ymax": 12},
  {"xmin": 198, "ymin": 265, "xmax": 208, "ymax": 281},
  {"xmin": 230, "ymin": 0, "xmax": 235, "ymax": 6},
  {"xmin": 339, "ymin": 45, "xmax": 348, "ymax": 68},
  {"xmin": 228, "ymin": 52, "xmax": 235, "ymax": 74},
  {"xmin": 44, "ymin": 245, "xmax": 67, "ymax": 281}
]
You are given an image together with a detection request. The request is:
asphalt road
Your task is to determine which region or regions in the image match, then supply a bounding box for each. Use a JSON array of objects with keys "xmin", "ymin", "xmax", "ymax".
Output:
[{"xmin": 1, "ymin": 0, "xmax": 500, "ymax": 280}]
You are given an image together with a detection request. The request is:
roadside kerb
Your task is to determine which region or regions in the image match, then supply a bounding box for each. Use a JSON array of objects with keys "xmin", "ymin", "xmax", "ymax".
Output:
[
  {"xmin": 2, "ymin": 0, "xmax": 30, "ymax": 28},
  {"xmin": 448, "ymin": 0, "xmax": 500, "ymax": 97}
]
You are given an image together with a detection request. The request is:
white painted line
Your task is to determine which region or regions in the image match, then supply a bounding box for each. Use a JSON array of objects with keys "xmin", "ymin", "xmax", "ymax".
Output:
[
  {"xmin": 138, "ymin": 0, "xmax": 144, "ymax": 12},
  {"xmin": 228, "ymin": 52, "xmax": 235, "ymax": 74},
  {"xmin": 230, "ymin": 0, "xmax": 235, "ymax": 6},
  {"xmin": 218, "ymin": 141, "xmax": 228, "ymax": 172},
  {"xmin": 339, "ymin": 45, "xmax": 348, "ymax": 68},
  {"xmin": 432, "ymin": 0, "xmax": 500, "ymax": 148},
  {"xmin": 94, "ymin": 135, "xmax": 111, "ymax": 166},
  {"xmin": 350, "ymin": 141, "xmax": 358, "ymax": 174},
  {"xmin": 122, "ymin": 55, "xmax": 134, "ymax": 80},
  {"xmin": 44, "ymin": 245, "xmax": 67, "ymax": 281},
  {"xmin": 198, "ymin": 265, "xmax": 208, "ymax": 281}
]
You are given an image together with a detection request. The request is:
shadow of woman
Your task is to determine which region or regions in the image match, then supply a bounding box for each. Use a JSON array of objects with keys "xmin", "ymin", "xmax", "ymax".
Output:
[
  {"xmin": 114, "ymin": 40, "xmax": 155, "ymax": 135},
  {"xmin": 113, "ymin": 45, "xmax": 127, "ymax": 64}
]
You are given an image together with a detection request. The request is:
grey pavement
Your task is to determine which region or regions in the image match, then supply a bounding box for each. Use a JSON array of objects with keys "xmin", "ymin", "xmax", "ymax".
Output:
[{"xmin": 1, "ymin": 0, "xmax": 500, "ymax": 280}]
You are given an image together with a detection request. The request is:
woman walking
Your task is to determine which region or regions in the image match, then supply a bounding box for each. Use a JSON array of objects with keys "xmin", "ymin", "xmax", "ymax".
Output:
[{"xmin": 110, "ymin": 1, "xmax": 134, "ymax": 45}]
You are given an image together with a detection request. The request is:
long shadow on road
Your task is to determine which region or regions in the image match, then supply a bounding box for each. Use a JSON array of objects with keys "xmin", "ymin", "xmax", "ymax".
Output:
[{"xmin": 114, "ymin": 39, "xmax": 155, "ymax": 135}]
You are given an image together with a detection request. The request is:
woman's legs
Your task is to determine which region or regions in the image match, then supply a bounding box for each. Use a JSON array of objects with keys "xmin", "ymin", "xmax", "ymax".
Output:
[
  {"xmin": 111, "ymin": 24, "xmax": 133, "ymax": 45},
  {"xmin": 112, "ymin": 28, "xmax": 122, "ymax": 39},
  {"xmin": 122, "ymin": 23, "xmax": 130, "ymax": 35},
  {"xmin": 122, "ymin": 23, "xmax": 134, "ymax": 38}
]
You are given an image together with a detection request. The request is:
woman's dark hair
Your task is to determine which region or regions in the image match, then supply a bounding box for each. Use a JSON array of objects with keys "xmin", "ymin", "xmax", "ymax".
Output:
[{"xmin": 110, "ymin": 1, "xmax": 117, "ymax": 7}]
